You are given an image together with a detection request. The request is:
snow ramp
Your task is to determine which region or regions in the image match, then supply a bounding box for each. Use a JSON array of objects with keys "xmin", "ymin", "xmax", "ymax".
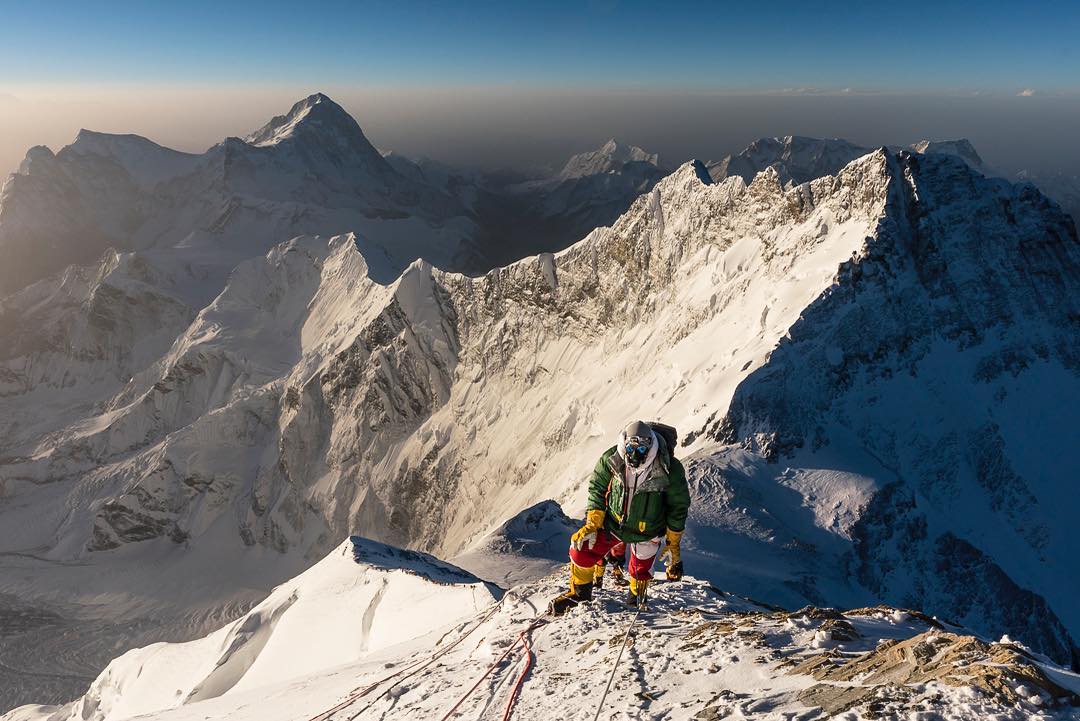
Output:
[{"xmin": 31, "ymin": 538, "xmax": 497, "ymax": 721}]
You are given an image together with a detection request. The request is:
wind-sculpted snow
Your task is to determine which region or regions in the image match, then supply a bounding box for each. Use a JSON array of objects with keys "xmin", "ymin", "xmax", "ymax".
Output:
[{"xmin": 12, "ymin": 537, "xmax": 495, "ymax": 721}]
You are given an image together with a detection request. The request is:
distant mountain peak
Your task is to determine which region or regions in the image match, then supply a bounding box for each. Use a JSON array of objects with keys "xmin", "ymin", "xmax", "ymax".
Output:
[
  {"xmin": 598, "ymin": 138, "xmax": 621, "ymax": 154},
  {"xmin": 16, "ymin": 144, "xmax": 56, "ymax": 172},
  {"xmin": 707, "ymin": 136, "xmax": 872, "ymax": 187},
  {"xmin": 908, "ymin": 138, "xmax": 984, "ymax": 169},
  {"xmin": 559, "ymin": 138, "xmax": 660, "ymax": 179},
  {"xmin": 72, "ymin": 128, "xmax": 141, "ymax": 145},
  {"xmin": 58, "ymin": 128, "xmax": 204, "ymax": 192},
  {"xmin": 244, "ymin": 92, "xmax": 371, "ymax": 150},
  {"xmin": 67, "ymin": 129, "xmax": 178, "ymax": 158}
]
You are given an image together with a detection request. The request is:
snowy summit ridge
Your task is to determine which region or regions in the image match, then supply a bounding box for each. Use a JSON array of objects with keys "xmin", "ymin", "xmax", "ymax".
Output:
[
  {"xmin": 36, "ymin": 537, "xmax": 496, "ymax": 721},
  {"xmin": 244, "ymin": 92, "xmax": 376, "ymax": 152}
]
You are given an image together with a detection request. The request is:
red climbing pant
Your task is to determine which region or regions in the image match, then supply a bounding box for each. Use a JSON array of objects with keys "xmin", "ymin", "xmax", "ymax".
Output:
[{"xmin": 569, "ymin": 529, "xmax": 660, "ymax": 580}]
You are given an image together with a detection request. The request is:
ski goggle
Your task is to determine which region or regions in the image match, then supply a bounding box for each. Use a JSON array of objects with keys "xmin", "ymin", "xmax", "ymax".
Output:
[{"xmin": 625, "ymin": 443, "xmax": 649, "ymax": 456}]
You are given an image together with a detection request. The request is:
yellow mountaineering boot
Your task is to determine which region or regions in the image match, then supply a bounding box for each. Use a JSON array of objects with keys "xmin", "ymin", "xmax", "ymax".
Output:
[
  {"xmin": 548, "ymin": 563, "xmax": 595, "ymax": 616},
  {"xmin": 626, "ymin": 576, "xmax": 649, "ymax": 609}
]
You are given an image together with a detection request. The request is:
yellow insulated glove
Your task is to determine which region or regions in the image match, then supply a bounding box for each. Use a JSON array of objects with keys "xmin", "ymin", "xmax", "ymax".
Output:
[
  {"xmin": 661, "ymin": 528, "xmax": 684, "ymax": 581},
  {"xmin": 571, "ymin": 509, "xmax": 606, "ymax": 551}
]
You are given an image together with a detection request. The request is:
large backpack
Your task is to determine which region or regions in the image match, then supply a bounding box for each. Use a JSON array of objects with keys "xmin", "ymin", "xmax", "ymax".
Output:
[{"xmin": 646, "ymin": 421, "xmax": 679, "ymax": 459}]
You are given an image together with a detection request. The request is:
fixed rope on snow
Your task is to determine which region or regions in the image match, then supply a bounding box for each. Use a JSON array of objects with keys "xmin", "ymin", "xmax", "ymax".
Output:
[
  {"xmin": 308, "ymin": 594, "xmax": 508, "ymax": 721},
  {"xmin": 500, "ymin": 615, "xmax": 542, "ymax": 721},
  {"xmin": 314, "ymin": 579, "xmax": 656, "ymax": 721},
  {"xmin": 439, "ymin": 612, "xmax": 550, "ymax": 721},
  {"xmin": 591, "ymin": 594, "xmax": 646, "ymax": 721}
]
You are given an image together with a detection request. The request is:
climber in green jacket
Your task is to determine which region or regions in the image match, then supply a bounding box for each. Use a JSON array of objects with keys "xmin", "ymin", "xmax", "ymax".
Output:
[{"xmin": 549, "ymin": 420, "xmax": 690, "ymax": 615}]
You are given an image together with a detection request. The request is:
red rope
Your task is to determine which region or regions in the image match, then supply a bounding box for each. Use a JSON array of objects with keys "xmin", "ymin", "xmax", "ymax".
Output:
[
  {"xmin": 501, "ymin": 620, "xmax": 540, "ymax": 721},
  {"xmin": 439, "ymin": 615, "xmax": 548, "ymax": 721}
]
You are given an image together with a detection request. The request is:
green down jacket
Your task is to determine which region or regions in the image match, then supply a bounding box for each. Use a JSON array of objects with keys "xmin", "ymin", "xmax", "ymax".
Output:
[{"xmin": 586, "ymin": 435, "xmax": 690, "ymax": 544}]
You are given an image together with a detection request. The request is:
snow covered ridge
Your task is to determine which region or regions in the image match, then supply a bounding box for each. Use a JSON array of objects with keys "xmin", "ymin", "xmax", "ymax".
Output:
[
  {"xmin": 704, "ymin": 150, "xmax": 1080, "ymax": 666},
  {"xmin": 347, "ymin": 534, "xmax": 496, "ymax": 586},
  {"xmin": 705, "ymin": 134, "xmax": 1078, "ymax": 230},
  {"xmin": 4, "ymin": 152, "xmax": 895, "ymax": 561},
  {"xmin": 8, "ymin": 554, "xmax": 1079, "ymax": 721},
  {"xmin": 3, "ymin": 537, "xmax": 496, "ymax": 721},
  {"xmin": 705, "ymin": 135, "xmax": 987, "ymax": 188}
]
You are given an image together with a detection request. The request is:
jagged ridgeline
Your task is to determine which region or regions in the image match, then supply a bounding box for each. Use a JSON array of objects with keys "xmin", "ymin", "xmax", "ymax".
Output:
[
  {"xmin": 2, "ymin": 135, "xmax": 1077, "ymax": 675},
  {"xmin": 0, "ymin": 94, "xmax": 1075, "ymax": 690}
]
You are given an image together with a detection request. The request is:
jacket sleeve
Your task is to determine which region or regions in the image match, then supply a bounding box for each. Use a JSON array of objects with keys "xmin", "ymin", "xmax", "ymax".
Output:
[
  {"xmin": 664, "ymin": 458, "xmax": 691, "ymax": 532},
  {"xmin": 586, "ymin": 449, "xmax": 613, "ymax": 511}
]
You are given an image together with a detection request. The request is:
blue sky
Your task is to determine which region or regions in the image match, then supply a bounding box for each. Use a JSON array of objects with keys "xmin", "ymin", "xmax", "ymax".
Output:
[
  {"xmin": 1, "ymin": 1, "xmax": 1078, "ymax": 178},
  {"xmin": 1, "ymin": 0, "xmax": 1077, "ymax": 92}
]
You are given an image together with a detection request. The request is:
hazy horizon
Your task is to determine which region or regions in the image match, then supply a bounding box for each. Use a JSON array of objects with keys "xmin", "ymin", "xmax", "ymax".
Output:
[{"xmin": 2, "ymin": 86, "xmax": 1079, "ymax": 181}]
